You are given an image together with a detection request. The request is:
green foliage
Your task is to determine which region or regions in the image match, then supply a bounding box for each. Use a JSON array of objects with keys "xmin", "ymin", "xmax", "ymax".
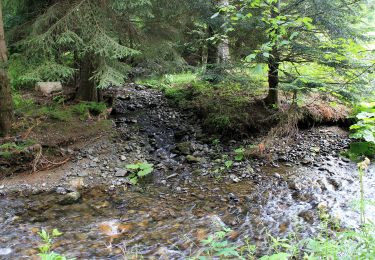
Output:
[
  {"xmin": 6, "ymin": 0, "xmax": 144, "ymax": 89},
  {"xmin": 12, "ymin": 92, "xmax": 34, "ymax": 111},
  {"xmin": 37, "ymin": 106, "xmax": 72, "ymax": 122},
  {"xmin": 72, "ymin": 102, "xmax": 107, "ymax": 119},
  {"xmin": 224, "ymin": 160, "xmax": 233, "ymax": 169},
  {"xmin": 125, "ymin": 162, "xmax": 154, "ymax": 185},
  {"xmin": 197, "ymin": 226, "xmax": 242, "ymax": 259},
  {"xmin": 349, "ymin": 102, "xmax": 375, "ymax": 157},
  {"xmin": 234, "ymin": 148, "xmax": 245, "ymax": 161},
  {"xmin": 37, "ymin": 229, "xmax": 75, "ymax": 260},
  {"xmin": 217, "ymin": 0, "xmax": 374, "ymax": 101},
  {"xmin": 0, "ymin": 140, "xmax": 35, "ymax": 159},
  {"xmin": 350, "ymin": 103, "xmax": 375, "ymax": 143},
  {"xmin": 23, "ymin": 101, "xmax": 107, "ymax": 122}
]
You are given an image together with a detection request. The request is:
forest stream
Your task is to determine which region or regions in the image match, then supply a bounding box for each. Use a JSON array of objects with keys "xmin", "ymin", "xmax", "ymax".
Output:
[{"xmin": 0, "ymin": 85, "xmax": 374, "ymax": 259}]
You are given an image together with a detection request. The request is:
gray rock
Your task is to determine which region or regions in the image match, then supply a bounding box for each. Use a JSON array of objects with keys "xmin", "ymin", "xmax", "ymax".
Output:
[
  {"xmin": 55, "ymin": 187, "xmax": 67, "ymax": 195},
  {"xmin": 78, "ymin": 171, "xmax": 89, "ymax": 177},
  {"xmin": 301, "ymin": 156, "xmax": 314, "ymax": 165},
  {"xmin": 35, "ymin": 82, "xmax": 62, "ymax": 95},
  {"xmin": 229, "ymin": 174, "xmax": 240, "ymax": 183},
  {"xmin": 59, "ymin": 191, "xmax": 81, "ymax": 205},
  {"xmin": 173, "ymin": 142, "xmax": 193, "ymax": 155},
  {"xmin": 115, "ymin": 168, "xmax": 128, "ymax": 177},
  {"xmin": 186, "ymin": 155, "xmax": 201, "ymax": 163}
]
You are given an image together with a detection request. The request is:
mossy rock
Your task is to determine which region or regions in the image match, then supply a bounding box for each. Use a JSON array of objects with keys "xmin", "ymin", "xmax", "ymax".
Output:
[{"xmin": 173, "ymin": 142, "xmax": 193, "ymax": 155}]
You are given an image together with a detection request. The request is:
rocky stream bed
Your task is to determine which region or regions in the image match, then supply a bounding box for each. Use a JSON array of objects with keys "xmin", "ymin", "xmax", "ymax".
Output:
[{"xmin": 0, "ymin": 85, "xmax": 374, "ymax": 259}]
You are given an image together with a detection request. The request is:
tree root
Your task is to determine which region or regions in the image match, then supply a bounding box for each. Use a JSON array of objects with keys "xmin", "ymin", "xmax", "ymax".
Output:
[{"xmin": 28, "ymin": 143, "xmax": 71, "ymax": 173}]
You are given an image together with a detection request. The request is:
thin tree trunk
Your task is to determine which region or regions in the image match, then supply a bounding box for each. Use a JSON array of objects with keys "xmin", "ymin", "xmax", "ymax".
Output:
[
  {"xmin": 264, "ymin": 0, "xmax": 281, "ymax": 107},
  {"xmin": 217, "ymin": 0, "xmax": 230, "ymax": 63},
  {"xmin": 76, "ymin": 58, "xmax": 100, "ymax": 102},
  {"xmin": 265, "ymin": 48, "xmax": 280, "ymax": 106},
  {"xmin": 206, "ymin": 25, "xmax": 218, "ymax": 65},
  {"xmin": 0, "ymin": 1, "xmax": 13, "ymax": 136}
]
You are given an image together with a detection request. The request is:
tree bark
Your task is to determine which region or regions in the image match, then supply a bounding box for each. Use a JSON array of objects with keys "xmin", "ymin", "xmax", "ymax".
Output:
[
  {"xmin": 0, "ymin": 1, "xmax": 13, "ymax": 136},
  {"xmin": 206, "ymin": 25, "xmax": 218, "ymax": 65},
  {"xmin": 76, "ymin": 58, "xmax": 100, "ymax": 102},
  {"xmin": 217, "ymin": 0, "xmax": 230, "ymax": 63},
  {"xmin": 264, "ymin": 0, "xmax": 281, "ymax": 107},
  {"xmin": 265, "ymin": 48, "xmax": 280, "ymax": 106}
]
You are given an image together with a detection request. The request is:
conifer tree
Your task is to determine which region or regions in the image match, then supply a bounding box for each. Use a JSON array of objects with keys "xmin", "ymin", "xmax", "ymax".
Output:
[
  {"xmin": 0, "ymin": 0, "xmax": 13, "ymax": 136},
  {"xmin": 9, "ymin": 0, "xmax": 144, "ymax": 101}
]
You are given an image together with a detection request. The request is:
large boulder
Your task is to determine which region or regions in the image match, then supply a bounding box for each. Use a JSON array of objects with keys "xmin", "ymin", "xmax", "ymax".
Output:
[{"xmin": 35, "ymin": 82, "xmax": 63, "ymax": 95}]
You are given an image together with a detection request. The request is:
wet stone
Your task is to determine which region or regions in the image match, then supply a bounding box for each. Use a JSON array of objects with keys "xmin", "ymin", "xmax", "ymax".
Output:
[{"xmin": 59, "ymin": 191, "xmax": 81, "ymax": 205}]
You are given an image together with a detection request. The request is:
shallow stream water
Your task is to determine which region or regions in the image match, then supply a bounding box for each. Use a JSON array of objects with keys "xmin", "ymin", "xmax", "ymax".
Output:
[{"xmin": 1, "ymin": 161, "xmax": 373, "ymax": 259}]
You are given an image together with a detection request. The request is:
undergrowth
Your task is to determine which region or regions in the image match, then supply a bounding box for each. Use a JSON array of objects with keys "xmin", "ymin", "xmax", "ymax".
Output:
[
  {"xmin": 0, "ymin": 140, "xmax": 35, "ymax": 159},
  {"xmin": 346, "ymin": 102, "xmax": 375, "ymax": 160},
  {"xmin": 138, "ymin": 72, "xmax": 269, "ymax": 136}
]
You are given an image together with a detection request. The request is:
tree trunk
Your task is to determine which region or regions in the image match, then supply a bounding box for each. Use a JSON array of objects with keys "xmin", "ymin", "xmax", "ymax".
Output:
[
  {"xmin": 217, "ymin": 0, "xmax": 230, "ymax": 63},
  {"xmin": 265, "ymin": 48, "xmax": 280, "ymax": 106},
  {"xmin": 0, "ymin": 1, "xmax": 13, "ymax": 136},
  {"xmin": 76, "ymin": 58, "xmax": 100, "ymax": 102},
  {"xmin": 217, "ymin": 38, "xmax": 230, "ymax": 63},
  {"xmin": 264, "ymin": 0, "xmax": 281, "ymax": 107},
  {"xmin": 206, "ymin": 25, "xmax": 218, "ymax": 65}
]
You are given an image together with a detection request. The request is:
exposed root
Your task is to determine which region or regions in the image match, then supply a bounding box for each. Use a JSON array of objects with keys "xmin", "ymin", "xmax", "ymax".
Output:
[
  {"xmin": 14, "ymin": 143, "xmax": 71, "ymax": 173},
  {"xmin": 253, "ymin": 105, "xmax": 302, "ymax": 158}
]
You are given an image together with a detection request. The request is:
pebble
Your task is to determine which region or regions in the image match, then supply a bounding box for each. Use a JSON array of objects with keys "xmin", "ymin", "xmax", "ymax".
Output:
[
  {"xmin": 115, "ymin": 168, "xmax": 128, "ymax": 177},
  {"xmin": 229, "ymin": 174, "xmax": 240, "ymax": 183},
  {"xmin": 56, "ymin": 187, "xmax": 67, "ymax": 194}
]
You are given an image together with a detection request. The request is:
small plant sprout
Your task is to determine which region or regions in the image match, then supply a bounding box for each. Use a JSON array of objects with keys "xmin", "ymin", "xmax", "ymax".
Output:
[
  {"xmin": 37, "ymin": 228, "xmax": 75, "ymax": 260},
  {"xmin": 357, "ymin": 157, "xmax": 371, "ymax": 225},
  {"xmin": 225, "ymin": 160, "xmax": 234, "ymax": 169},
  {"xmin": 234, "ymin": 147, "xmax": 245, "ymax": 161},
  {"xmin": 125, "ymin": 162, "xmax": 154, "ymax": 185}
]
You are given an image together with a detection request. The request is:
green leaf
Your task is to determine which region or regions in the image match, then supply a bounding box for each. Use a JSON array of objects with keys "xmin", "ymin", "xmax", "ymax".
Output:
[
  {"xmin": 363, "ymin": 130, "xmax": 375, "ymax": 143},
  {"xmin": 138, "ymin": 167, "xmax": 153, "ymax": 177},
  {"xmin": 225, "ymin": 160, "xmax": 233, "ymax": 168},
  {"xmin": 52, "ymin": 229, "xmax": 63, "ymax": 237},
  {"xmin": 139, "ymin": 162, "xmax": 153, "ymax": 170},
  {"xmin": 357, "ymin": 112, "xmax": 375, "ymax": 120},
  {"xmin": 289, "ymin": 32, "xmax": 299, "ymax": 40},
  {"xmin": 245, "ymin": 53, "xmax": 257, "ymax": 62},
  {"xmin": 129, "ymin": 177, "xmax": 138, "ymax": 185},
  {"xmin": 126, "ymin": 164, "xmax": 140, "ymax": 170}
]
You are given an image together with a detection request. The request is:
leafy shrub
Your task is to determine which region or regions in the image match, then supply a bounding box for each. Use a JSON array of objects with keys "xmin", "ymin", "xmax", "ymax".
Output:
[
  {"xmin": 349, "ymin": 102, "xmax": 375, "ymax": 158},
  {"xmin": 125, "ymin": 162, "xmax": 154, "ymax": 185},
  {"xmin": 37, "ymin": 106, "xmax": 72, "ymax": 121},
  {"xmin": 234, "ymin": 148, "xmax": 245, "ymax": 161},
  {"xmin": 0, "ymin": 140, "xmax": 35, "ymax": 159},
  {"xmin": 13, "ymin": 92, "xmax": 35, "ymax": 112},
  {"xmin": 72, "ymin": 102, "xmax": 107, "ymax": 119}
]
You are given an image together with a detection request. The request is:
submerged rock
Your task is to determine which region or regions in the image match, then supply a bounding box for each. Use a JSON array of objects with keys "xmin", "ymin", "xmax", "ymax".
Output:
[{"xmin": 59, "ymin": 191, "xmax": 81, "ymax": 205}]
